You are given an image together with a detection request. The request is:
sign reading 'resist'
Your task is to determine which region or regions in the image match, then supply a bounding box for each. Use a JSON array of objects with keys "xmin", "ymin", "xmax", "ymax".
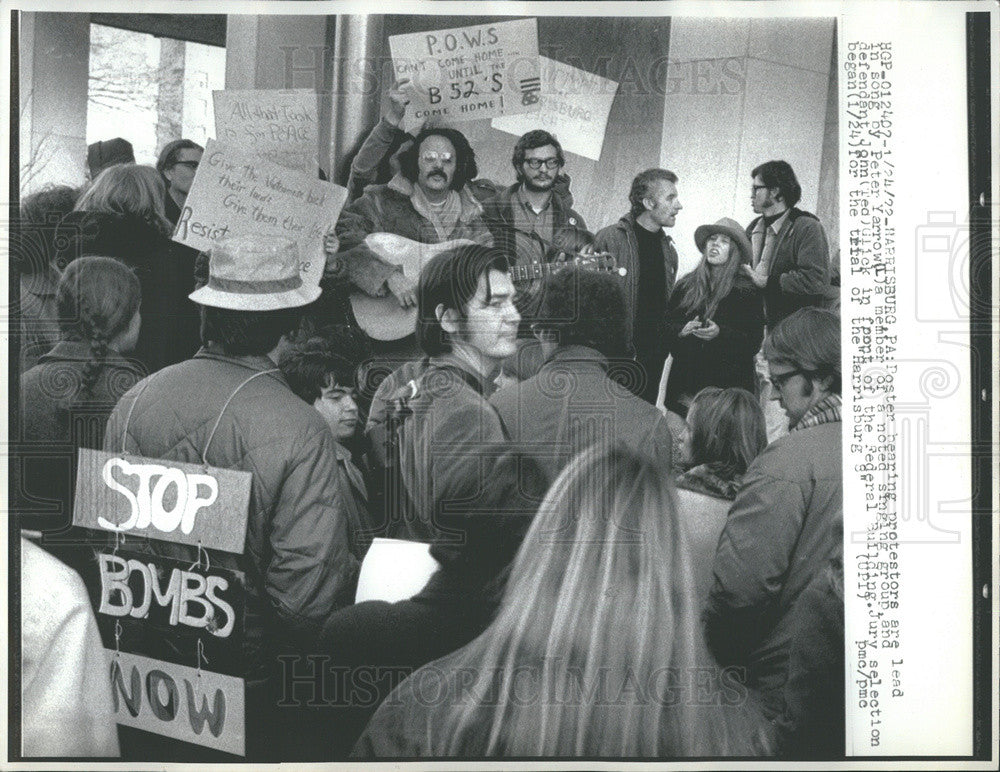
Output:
[{"xmin": 73, "ymin": 449, "xmax": 252, "ymax": 554}]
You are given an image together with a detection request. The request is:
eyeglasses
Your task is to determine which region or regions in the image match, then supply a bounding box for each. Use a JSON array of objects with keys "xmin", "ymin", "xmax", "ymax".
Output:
[
  {"xmin": 420, "ymin": 151, "xmax": 454, "ymax": 163},
  {"xmin": 768, "ymin": 368, "xmax": 805, "ymax": 390},
  {"xmin": 524, "ymin": 158, "xmax": 562, "ymax": 170},
  {"xmin": 172, "ymin": 160, "xmax": 200, "ymax": 170}
]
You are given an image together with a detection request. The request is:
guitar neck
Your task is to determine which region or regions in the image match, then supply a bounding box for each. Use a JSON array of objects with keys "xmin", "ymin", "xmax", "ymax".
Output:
[{"xmin": 509, "ymin": 261, "xmax": 561, "ymax": 283}]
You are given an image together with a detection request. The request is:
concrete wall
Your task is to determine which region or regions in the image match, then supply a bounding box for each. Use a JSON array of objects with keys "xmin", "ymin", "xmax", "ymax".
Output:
[
  {"xmin": 662, "ymin": 17, "xmax": 835, "ymax": 275},
  {"xmin": 19, "ymin": 12, "xmax": 91, "ymax": 194}
]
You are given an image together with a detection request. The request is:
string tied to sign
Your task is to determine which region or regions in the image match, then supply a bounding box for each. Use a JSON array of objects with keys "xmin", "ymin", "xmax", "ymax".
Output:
[
  {"xmin": 189, "ymin": 541, "xmax": 210, "ymax": 574},
  {"xmin": 196, "ymin": 638, "xmax": 209, "ymax": 679}
]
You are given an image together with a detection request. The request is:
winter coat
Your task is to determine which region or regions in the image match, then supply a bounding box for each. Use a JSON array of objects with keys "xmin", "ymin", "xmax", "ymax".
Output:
[
  {"xmin": 663, "ymin": 272, "xmax": 764, "ymax": 410},
  {"xmin": 704, "ymin": 420, "xmax": 842, "ymax": 720},
  {"xmin": 20, "ymin": 537, "xmax": 121, "ymax": 758},
  {"xmin": 746, "ymin": 207, "xmax": 831, "ymax": 327},
  {"xmin": 18, "ymin": 340, "xmax": 145, "ymax": 535},
  {"xmin": 593, "ymin": 213, "xmax": 679, "ymax": 350},
  {"xmin": 103, "ymin": 347, "xmax": 359, "ymax": 757},
  {"xmin": 333, "ymin": 176, "xmax": 493, "ymax": 297},
  {"xmin": 490, "ymin": 345, "xmax": 674, "ymax": 480},
  {"xmin": 395, "ymin": 355, "xmax": 510, "ymax": 543},
  {"xmin": 53, "ymin": 210, "xmax": 201, "ymax": 374},
  {"xmin": 675, "ymin": 464, "xmax": 743, "ymax": 604},
  {"xmin": 480, "ymin": 182, "xmax": 587, "ymax": 259}
]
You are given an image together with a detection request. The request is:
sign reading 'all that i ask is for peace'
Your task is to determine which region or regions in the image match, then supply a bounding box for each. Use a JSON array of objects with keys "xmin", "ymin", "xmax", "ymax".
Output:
[
  {"xmin": 213, "ymin": 89, "xmax": 320, "ymax": 174},
  {"xmin": 390, "ymin": 17, "xmax": 540, "ymax": 131},
  {"xmin": 172, "ymin": 138, "xmax": 347, "ymax": 288}
]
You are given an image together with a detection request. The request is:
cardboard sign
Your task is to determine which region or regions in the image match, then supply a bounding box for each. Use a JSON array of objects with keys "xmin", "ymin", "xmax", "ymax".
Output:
[
  {"xmin": 390, "ymin": 18, "xmax": 540, "ymax": 129},
  {"xmin": 492, "ymin": 56, "xmax": 620, "ymax": 161},
  {"xmin": 213, "ymin": 89, "xmax": 319, "ymax": 174},
  {"xmin": 91, "ymin": 550, "xmax": 246, "ymax": 676},
  {"xmin": 109, "ymin": 650, "xmax": 245, "ymax": 756},
  {"xmin": 172, "ymin": 138, "xmax": 346, "ymax": 288},
  {"xmin": 355, "ymin": 537, "xmax": 440, "ymax": 604},
  {"xmin": 73, "ymin": 449, "xmax": 252, "ymax": 554}
]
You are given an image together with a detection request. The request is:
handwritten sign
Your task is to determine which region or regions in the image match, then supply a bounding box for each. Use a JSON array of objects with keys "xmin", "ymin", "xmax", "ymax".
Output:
[
  {"xmin": 73, "ymin": 449, "xmax": 252, "ymax": 554},
  {"xmin": 213, "ymin": 89, "xmax": 319, "ymax": 174},
  {"xmin": 109, "ymin": 650, "xmax": 245, "ymax": 756},
  {"xmin": 355, "ymin": 538, "xmax": 440, "ymax": 603},
  {"xmin": 492, "ymin": 57, "xmax": 620, "ymax": 161},
  {"xmin": 390, "ymin": 18, "xmax": 540, "ymax": 129},
  {"xmin": 172, "ymin": 139, "xmax": 347, "ymax": 287}
]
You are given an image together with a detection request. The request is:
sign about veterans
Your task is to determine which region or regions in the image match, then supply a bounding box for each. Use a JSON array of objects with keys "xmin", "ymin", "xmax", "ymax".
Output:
[
  {"xmin": 213, "ymin": 89, "xmax": 319, "ymax": 174},
  {"xmin": 73, "ymin": 448, "xmax": 253, "ymax": 554},
  {"xmin": 389, "ymin": 18, "xmax": 540, "ymax": 128},
  {"xmin": 109, "ymin": 651, "xmax": 245, "ymax": 756},
  {"xmin": 172, "ymin": 139, "xmax": 347, "ymax": 287},
  {"xmin": 492, "ymin": 56, "xmax": 620, "ymax": 162}
]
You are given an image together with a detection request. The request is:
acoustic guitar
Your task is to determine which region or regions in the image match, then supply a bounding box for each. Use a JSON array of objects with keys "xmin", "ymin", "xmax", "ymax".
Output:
[{"xmin": 347, "ymin": 232, "xmax": 624, "ymax": 341}]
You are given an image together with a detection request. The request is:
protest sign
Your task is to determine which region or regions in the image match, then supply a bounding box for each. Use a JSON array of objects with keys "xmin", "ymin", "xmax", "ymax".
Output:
[
  {"xmin": 389, "ymin": 18, "xmax": 540, "ymax": 130},
  {"xmin": 355, "ymin": 538, "xmax": 440, "ymax": 604},
  {"xmin": 213, "ymin": 89, "xmax": 319, "ymax": 174},
  {"xmin": 92, "ymin": 549, "xmax": 245, "ymax": 666},
  {"xmin": 73, "ymin": 448, "xmax": 252, "ymax": 554},
  {"xmin": 172, "ymin": 139, "xmax": 347, "ymax": 287},
  {"xmin": 109, "ymin": 651, "xmax": 245, "ymax": 756},
  {"xmin": 492, "ymin": 56, "xmax": 620, "ymax": 161}
]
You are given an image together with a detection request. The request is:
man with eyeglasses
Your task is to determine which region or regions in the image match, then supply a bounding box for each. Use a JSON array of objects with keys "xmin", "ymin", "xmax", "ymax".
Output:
[
  {"xmin": 155, "ymin": 139, "xmax": 204, "ymax": 226},
  {"xmin": 743, "ymin": 160, "xmax": 831, "ymax": 328},
  {"xmin": 332, "ymin": 126, "xmax": 492, "ymax": 312},
  {"xmin": 705, "ymin": 307, "xmax": 842, "ymax": 750},
  {"xmin": 480, "ymin": 129, "xmax": 587, "ymax": 270}
]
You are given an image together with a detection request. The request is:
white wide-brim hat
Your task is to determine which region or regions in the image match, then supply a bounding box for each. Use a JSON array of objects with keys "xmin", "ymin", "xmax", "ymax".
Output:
[{"xmin": 189, "ymin": 235, "xmax": 321, "ymax": 311}]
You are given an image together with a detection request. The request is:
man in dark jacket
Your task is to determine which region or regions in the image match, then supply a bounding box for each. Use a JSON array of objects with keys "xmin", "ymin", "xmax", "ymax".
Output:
[
  {"xmin": 104, "ymin": 235, "xmax": 359, "ymax": 761},
  {"xmin": 480, "ymin": 129, "xmax": 587, "ymax": 268},
  {"xmin": 594, "ymin": 168, "xmax": 682, "ymax": 405},
  {"xmin": 156, "ymin": 139, "xmax": 204, "ymax": 227},
  {"xmin": 490, "ymin": 266, "xmax": 674, "ymax": 480},
  {"xmin": 743, "ymin": 160, "xmax": 832, "ymax": 327},
  {"xmin": 705, "ymin": 308, "xmax": 842, "ymax": 752}
]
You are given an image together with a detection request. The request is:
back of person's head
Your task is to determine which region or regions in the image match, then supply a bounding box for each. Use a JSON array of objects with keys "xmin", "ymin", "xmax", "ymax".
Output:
[
  {"xmin": 57, "ymin": 256, "xmax": 142, "ymax": 393},
  {"xmin": 629, "ymin": 168, "xmax": 678, "ymax": 217},
  {"xmin": 200, "ymin": 306, "xmax": 303, "ymax": 357},
  {"xmin": 687, "ymin": 387, "xmax": 767, "ymax": 480},
  {"xmin": 751, "ymin": 160, "xmax": 801, "ymax": 208},
  {"xmin": 86, "ymin": 137, "xmax": 135, "ymax": 180},
  {"xmin": 543, "ymin": 225, "xmax": 594, "ymax": 263},
  {"xmin": 399, "ymin": 127, "xmax": 478, "ymax": 190},
  {"xmin": 16, "ymin": 185, "xmax": 80, "ymax": 274},
  {"xmin": 426, "ymin": 443, "xmax": 772, "ymax": 756},
  {"xmin": 534, "ymin": 266, "xmax": 630, "ymax": 359},
  {"xmin": 280, "ymin": 335, "xmax": 359, "ymax": 403},
  {"xmin": 156, "ymin": 139, "xmax": 205, "ymax": 181},
  {"xmin": 512, "ymin": 129, "xmax": 565, "ymax": 180},
  {"xmin": 763, "ymin": 307, "xmax": 841, "ymax": 394},
  {"xmin": 74, "ymin": 164, "xmax": 171, "ymax": 236},
  {"xmin": 416, "ymin": 243, "xmax": 512, "ymax": 356}
]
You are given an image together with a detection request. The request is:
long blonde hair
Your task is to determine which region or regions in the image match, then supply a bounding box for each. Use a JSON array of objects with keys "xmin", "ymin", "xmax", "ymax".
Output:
[
  {"xmin": 418, "ymin": 444, "xmax": 774, "ymax": 757},
  {"xmin": 75, "ymin": 164, "xmax": 172, "ymax": 237}
]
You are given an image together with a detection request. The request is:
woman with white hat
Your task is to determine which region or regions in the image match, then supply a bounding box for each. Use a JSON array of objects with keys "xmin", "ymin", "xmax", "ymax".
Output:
[{"xmin": 663, "ymin": 217, "xmax": 764, "ymax": 417}]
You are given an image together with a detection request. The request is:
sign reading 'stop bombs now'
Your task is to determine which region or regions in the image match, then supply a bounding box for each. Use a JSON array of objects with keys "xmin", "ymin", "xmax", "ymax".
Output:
[
  {"xmin": 73, "ymin": 448, "xmax": 252, "ymax": 553},
  {"xmin": 171, "ymin": 139, "xmax": 347, "ymax": 288},
  {"xmin": 389, "ymin": 18, "xmax": 541, "ymax": 127}
]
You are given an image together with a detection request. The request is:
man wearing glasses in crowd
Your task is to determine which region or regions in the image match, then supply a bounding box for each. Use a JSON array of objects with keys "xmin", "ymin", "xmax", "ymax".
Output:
[
  {"xmin": 155, "ymin": 139, "xmax": 204, "ymax": 227},
  {"xmin": 480, "ymin": 129, "xmax": 587, "ymax": 269}
]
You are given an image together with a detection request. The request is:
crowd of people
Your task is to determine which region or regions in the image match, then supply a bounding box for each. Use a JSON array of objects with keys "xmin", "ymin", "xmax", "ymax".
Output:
[{"xmin": 15, "ymin": 79, "xmax": 842, "ymax": 761}]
